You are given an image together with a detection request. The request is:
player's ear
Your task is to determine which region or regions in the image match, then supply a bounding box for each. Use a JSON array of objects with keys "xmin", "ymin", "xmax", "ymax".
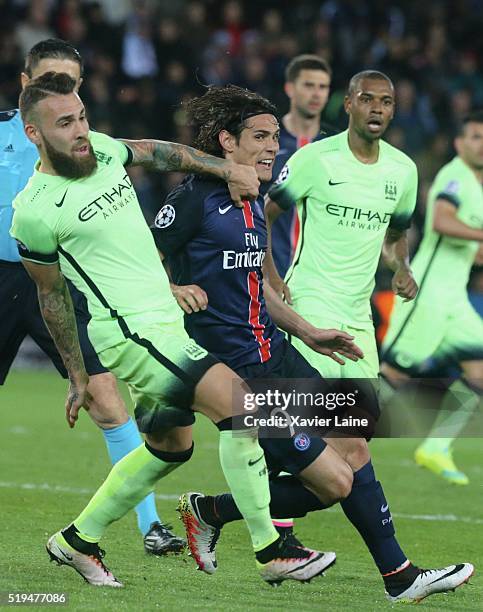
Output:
[
  {"xmin": 284, "ymin": 82, "xmax": 294, "ymax": 100},
  {"xmin": 20, "ymin": 72, "xmax": 30, "ymax": 90},
  {"xmin": 219, "ymin": 129, "xmax": 235, "ymax": 155},
  {"xmin": 454, "ymin": 136, "xmax": 462, "ymax": 156},
  {"xmin": 24, "ymin": 122, "xmax": 41, "ymax": 146},
  {"xmin": 389, "ymin": 101, "xmax": 395, "ymax": 121},
  {"xmin": 343, "ymin": 95, "xmax": 351, "ymax": 115}
]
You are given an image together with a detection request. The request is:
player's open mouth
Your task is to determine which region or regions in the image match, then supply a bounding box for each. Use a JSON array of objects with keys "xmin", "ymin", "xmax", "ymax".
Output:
[
  {"xmin": 257, "ymin": 159, "xmax": 274, "ymax": 168},
  {"xmin": 367, "ymin": 119, "xmax": 383, "ymax": 131},
  {"xmin": 74, "ymin": 144, "xmax": 90, "ymax": 156}
]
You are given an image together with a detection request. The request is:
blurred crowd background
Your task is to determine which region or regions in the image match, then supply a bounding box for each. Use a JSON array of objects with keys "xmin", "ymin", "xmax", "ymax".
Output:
[{"xmin": 1, "ymin": 0, "xmax": 483, "ymax": 307}]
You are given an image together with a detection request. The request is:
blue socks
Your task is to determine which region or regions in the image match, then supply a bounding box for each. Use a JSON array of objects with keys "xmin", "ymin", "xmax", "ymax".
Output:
[
  {"xmin": 102, "ymin": 418, "xmax": 160, "ymax": 536},
  {"xmin": 340, "ymin": 461, "xmax": 407, "ymax": 574}
]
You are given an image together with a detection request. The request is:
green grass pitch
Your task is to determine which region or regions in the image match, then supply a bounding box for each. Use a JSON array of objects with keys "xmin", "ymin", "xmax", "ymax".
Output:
[{"xmin": 1, "ymin": 370, "xmax": 482, "ymax": 611}]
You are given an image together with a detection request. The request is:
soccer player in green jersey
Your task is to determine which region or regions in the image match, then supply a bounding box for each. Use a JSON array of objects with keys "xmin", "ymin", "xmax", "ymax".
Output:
[
  {"xmin": 7, "ymin": 38, "xmax": 185, "ymax": 555},
  {"xmin": 10, "ymin": 72, "xmax": 330, "ymax": 587},
  {"xmin": 264, "ymin": 70, "xmax": 418, "ymax": 382},
  {"xmin": 381, "ymin": 110, "xmax": 483, "ymax": 485},
  {"xmin": 262, "ymin": 71, "xmax": 466, "ymax": 598}
]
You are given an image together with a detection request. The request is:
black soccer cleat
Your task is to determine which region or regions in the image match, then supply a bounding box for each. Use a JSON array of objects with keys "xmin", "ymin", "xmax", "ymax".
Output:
[
  {"xmin": 143, "ymin": 521, "xmax": 186, "ymax": 556},
  {"xmin": 257, "ymin": 538, "xmax": 336, "ymax": 586}
]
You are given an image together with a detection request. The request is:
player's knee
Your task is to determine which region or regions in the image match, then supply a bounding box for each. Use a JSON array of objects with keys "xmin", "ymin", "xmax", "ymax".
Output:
[
  {"xmin": 327, "ymin": 462, "xmax": 353, "ymax": 504},
  {"xmin": 309, "ymin": 460, "xmax": 353, "ymax": 506},
  {"xmin": 87, "ymin": 399, "xmax": 129, "ymax": 429},
  {"xmin": 86, "ymin": 372, "xmax": 129, "ymax": 428},
  {"xmin": 342, "ymin": 437, "xmax": 371, "ymax": 471},
  {"xmin": 146, "ymin": 425, "xmax": 193, "ymax": 454}
]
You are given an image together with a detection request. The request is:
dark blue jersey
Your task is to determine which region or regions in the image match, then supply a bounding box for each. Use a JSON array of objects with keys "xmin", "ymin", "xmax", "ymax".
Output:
[
  {"xmin": 263, "ymin": 122, "xmax": 337, "ymax": 277},
  {"xmin": 152, "ymin": 175, "xmax": 284, "ymax": 370}
]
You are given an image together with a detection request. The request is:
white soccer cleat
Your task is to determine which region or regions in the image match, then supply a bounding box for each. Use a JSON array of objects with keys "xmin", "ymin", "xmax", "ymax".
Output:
[
  {"xmin": 177, "ymin": 492, "xmax": 220, "ymax": 574},
  {"xmin": 386, "ymin": 563, "xmax": 474, "ymax": 603},
  {"xmin": 46, "ymin": 530, "xmax": 123, "ymax": 587},
  {"xmin": 258, "ymin": 539, "xmax": 336, "ymax": 586}
]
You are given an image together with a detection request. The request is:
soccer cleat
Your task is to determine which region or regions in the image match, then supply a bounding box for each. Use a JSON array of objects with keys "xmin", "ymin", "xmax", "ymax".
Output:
[
  {"xmin": 177, "ymin": 492, "xmax": 220, "ymax": 574},
  {"xmin": 46, "ymin": 531, "xmax": 122, "ymax": 587},
  {"xmin": 386, "ymin": 563, "xmax": 474, "ymax": 603},
  {"xmin": 257, "ymin": 539, "xmax": 336, "ymax": 586},
  {"xmin": 414, "ymin": 445, "xmax": 469, "ymax": 485},
  {"xmin": 144, "ymin": 521, "xmax": 186, "ymax": 556},
  {"xmin": 281, "ymin": 531, "xmax": 337, "ymax": 571}
]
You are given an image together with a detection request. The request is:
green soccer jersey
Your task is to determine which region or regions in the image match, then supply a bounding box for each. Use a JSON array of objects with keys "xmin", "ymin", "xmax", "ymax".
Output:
[
  {"xmin": 268, "ymin": 129, "xmax": 418, "ymax": 327},
  {"xmin": 410, "ymin": 156, "xmax": 483, "ymax": 302},
  {"xmin": 10, "ymin": 131, "xmax": 179, "ymax": 352}
]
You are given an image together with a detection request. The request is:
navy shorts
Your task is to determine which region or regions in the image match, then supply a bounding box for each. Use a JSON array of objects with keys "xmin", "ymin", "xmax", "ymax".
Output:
[
  {"xmin": 0, "ymin": 261, "xmax": 108, "ymax": 384},
  {"xmin": 236, "ymin": 339, "xmax": 327, "ymax": 475}
]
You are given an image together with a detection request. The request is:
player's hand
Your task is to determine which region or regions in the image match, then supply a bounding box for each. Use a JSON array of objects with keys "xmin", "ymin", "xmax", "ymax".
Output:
[
  {"xmin": 392, "ymin": 266, "xmax": 418, "ymax": 302},
  {"xmin": 226, "ymin": 162, "xmax": 260, "ymax": 207},
  {"xmin": 65, "ymin": 371, "xmax": 90, "ymax": 429},
  {"xmin": 171, "ymin": 283, "xmax": 208, "ymax": 314},
  {"xmin": 301, "ymin": 327, "xmax": 364, "ymax": 365}
]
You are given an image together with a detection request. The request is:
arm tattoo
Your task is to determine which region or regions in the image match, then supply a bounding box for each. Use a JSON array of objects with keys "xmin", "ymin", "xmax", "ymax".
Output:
[
  {"xmin": 121, "ymin": 139, "xmax": 229, "ymax": 177},
  {"xmin": 38, "ymin": 275, "xmax": 85, "ymax": 377}
]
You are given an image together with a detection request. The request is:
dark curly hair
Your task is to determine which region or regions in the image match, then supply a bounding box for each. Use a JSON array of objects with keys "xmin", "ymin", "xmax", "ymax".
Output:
[{"xmin": 186, "ymin": 85, "xmax": 278, "ymax": 156}]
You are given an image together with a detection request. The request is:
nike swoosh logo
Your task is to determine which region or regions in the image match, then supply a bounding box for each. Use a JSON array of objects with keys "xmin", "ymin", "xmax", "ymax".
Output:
[
  {"xmin": 380, "ymin": 503, "xmax": 389, "ymax": 513},
  {"xmin": 218, "ymin": 205, "xmax": 233, "ymax": 215},
  {"xmin": 248, "ymin": 454, "xmax": 264, "ymax": 467},
  {"xmin": 428, "ymin": 565, "xmax": 464, "ymax": 584},
  {"xmin": 328, "ymin": 180, "xmax": 347, "ymax": 186},
  {"xmin": 55, "ymin": 189, "xmax": 69, "ymax": 208},
  {"xmin": 58, "ymin": 548, "xmax": 73, "ymax": 561}
]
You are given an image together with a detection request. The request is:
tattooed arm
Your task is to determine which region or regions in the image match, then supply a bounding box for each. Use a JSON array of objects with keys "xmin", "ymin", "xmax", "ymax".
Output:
[
  {"xmin": 21, "ymin": 259, "xmax": 89, "ymax": 427},
  {"xmin": 119, "ymin": 138, "xmax": 259, "ymax": 205}
]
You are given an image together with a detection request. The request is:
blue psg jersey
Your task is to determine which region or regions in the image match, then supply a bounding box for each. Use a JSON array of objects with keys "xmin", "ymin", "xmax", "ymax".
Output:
[
  {"xmin": 263, "ymin": 122, "xmax": 337, "ymax": 277},
  {"xmin": 0, "ymin": 110, "xmax": 39, "ymax": 262},
  {"xmin": 152, "ymin": 175, "xmax": 284, "ymax": 370}
]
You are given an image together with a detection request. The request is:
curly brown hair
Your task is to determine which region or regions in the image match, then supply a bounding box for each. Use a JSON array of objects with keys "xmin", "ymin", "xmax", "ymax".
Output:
[{"xmin": 186, "ymin": 85, "xmax": 277, "ymax": 156}]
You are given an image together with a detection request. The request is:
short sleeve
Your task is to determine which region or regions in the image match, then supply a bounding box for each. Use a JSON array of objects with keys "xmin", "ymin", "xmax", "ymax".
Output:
[
  {"xmin": 389, "ymin": 162, "xmax": 418, "ymax": 231},
  {"xmin": 435, "ymin": 178, "xmax": 462, "ymax": 208},
  {"xmin": 151, "ymin": 179, "xmax": 204, "ymax": 256},
  {"xmin": 267, "ymin": 144, "xmax": 314, "ymax": 210},
  {"xmin": 10, "ymin": 206, "xmax": 58, "ymax": 264},
  {"xmin": 89, "ymin": 131, "xmax": 133, "ymax": 166}
]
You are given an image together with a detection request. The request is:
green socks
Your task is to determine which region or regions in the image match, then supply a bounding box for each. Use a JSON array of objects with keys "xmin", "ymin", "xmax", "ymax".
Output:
[
  {"xmin": 74, "ymin": 444, "xmax": 183, "ymax": 541},
  {"xmin": 219, "ymin": 429, "xmax": 279, "ymax": 551},
  {"xmin": 422, "ymin": 378, "xmax": 480, "ymax": 453}
]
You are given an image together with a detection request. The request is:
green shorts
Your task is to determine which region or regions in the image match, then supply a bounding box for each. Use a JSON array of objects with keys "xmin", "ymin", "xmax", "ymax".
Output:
[
  {"xmin": 290, "ymin": 316, "xmax": 379, "ymax": 380},
  {"xmin": 98, "ymin": 317, "xmax": 218, "ymax": 433},
  {"xmin": 382, "ymin": 297, "xmax": 483, "ymax": 374}
]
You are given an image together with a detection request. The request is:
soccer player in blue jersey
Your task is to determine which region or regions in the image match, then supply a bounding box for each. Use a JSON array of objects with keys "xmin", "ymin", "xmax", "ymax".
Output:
[
  {"xmin": 0, "ymin": 39, "xmax": 255, "ymax": 556},
  {"xmin": 265, "ymin": 54, "xmax": 336, "ymax": 278},
  {"xmin": 151, "ymin": 85, "xmax": 473, "ymax": 603}
]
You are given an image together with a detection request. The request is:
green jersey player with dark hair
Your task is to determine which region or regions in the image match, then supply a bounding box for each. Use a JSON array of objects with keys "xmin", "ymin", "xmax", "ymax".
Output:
[
  {"xmin": 381, "ymin": 110, "xmax": 483, "ymax": 485},
  {"xmin": 265, "ymin": 70, "xmax": 418, "ymax": 382}
]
